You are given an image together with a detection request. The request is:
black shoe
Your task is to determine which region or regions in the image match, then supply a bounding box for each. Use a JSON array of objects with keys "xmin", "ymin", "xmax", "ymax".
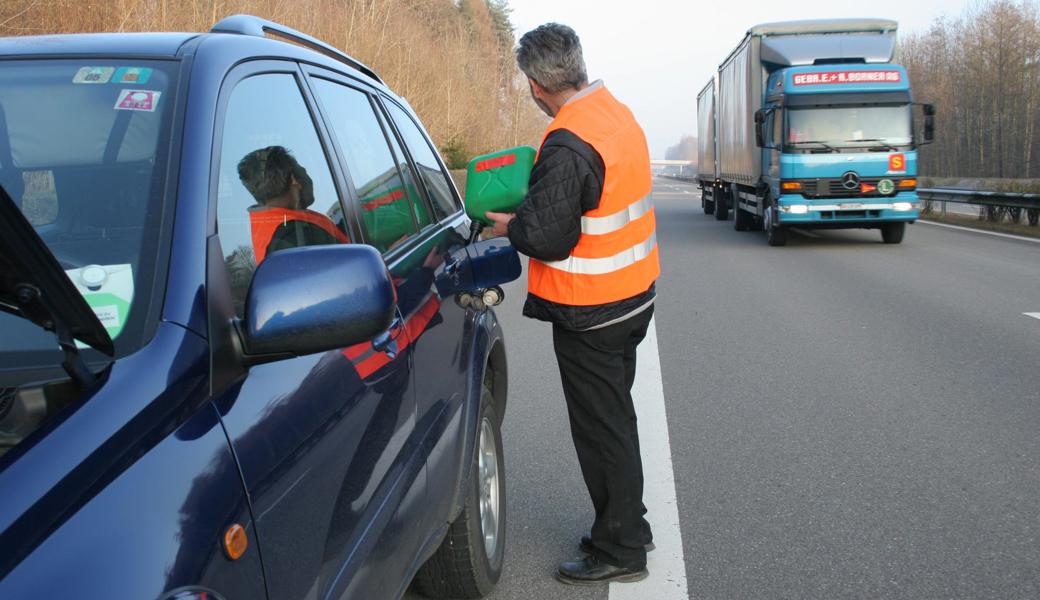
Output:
[
  {"xmin": 579, "ymin": 535, "xmax": 656, "ymax": 555},
  {"xmin": 555, "ymin": 554, "xmax": 649, "ymax": 586}
]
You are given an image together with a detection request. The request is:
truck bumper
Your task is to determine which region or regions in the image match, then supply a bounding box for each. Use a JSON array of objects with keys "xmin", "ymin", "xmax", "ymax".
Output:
[{"xmin": 776, "ymin": 192, "xmax": 920, "ymax": 226}]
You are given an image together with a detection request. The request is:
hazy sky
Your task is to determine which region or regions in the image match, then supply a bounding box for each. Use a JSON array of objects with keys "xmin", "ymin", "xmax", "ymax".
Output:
[{"xmin": 507, "ymin": 0, "xmax": 971, "ymax": 158}]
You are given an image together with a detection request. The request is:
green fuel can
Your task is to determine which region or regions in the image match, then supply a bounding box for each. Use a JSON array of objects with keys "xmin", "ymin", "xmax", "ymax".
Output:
[{"xmin": 465, "ymin": 145, "xmax": 537, "ymax": 226}]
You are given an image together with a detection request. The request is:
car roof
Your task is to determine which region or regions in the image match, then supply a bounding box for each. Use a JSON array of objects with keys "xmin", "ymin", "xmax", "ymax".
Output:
[
  {"xmin": 0, "ymin": 32, "xmax": 199, "ymax": 58},
  {"xmin": 0, "ymin": 24, "xmax": 390, "ymax": 94}
]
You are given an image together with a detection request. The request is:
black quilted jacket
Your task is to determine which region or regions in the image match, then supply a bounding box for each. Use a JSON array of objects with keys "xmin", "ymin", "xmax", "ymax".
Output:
[{"xmin": 507, "ymin": 128, "xmax": 655, "ymax": 331}]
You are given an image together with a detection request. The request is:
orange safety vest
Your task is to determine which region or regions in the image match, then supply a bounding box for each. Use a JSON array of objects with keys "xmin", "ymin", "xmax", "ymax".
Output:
[
  {"xmin": 528, "ymin": 84, "xmax": 659, "ymax": 306},
  {"xmin": 249, "ymin": 207, "xmax": 349, "ymax": 263}
]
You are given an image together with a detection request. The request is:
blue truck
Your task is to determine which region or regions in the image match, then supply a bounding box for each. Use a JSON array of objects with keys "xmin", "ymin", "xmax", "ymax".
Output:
[{"xmin": 697, "ymin": 19, "xmax": 935, "ymax": 245}]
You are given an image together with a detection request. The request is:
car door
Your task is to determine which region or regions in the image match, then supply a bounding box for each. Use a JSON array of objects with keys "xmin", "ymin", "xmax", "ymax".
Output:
[
  {"xmin": 206, "ymin": 62, "xmax": 423, "ymax": 600},
  {"xmin": 377, "ymin": 95, "xmax": 478, "ymax": 524}
]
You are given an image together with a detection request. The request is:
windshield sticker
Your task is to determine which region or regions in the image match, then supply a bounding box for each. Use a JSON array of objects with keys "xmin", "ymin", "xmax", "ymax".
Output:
[
  {"xmin": 112, "ymin": 66, "xmax": 152, "ymax": 85},
  {"xmin": 65, "ymin": 264, "xmax": 134, "ymax": 342},
  {"xmin": 73, "ymin": 66, "xmax": 114, "ymax": 84},
  {"xmin": 115, "ymin": 89, "xmax": 161, "ymax": 112}
]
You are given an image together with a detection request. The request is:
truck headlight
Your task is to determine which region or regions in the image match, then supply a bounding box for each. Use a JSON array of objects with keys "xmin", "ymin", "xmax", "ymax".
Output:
[
  {"xmin": 893, "ymin": 202, "xmax": 913, "ymax": 211},
  {"xmin": 785, "ymin": 204, "xmax": 809, "ymax": 215}
]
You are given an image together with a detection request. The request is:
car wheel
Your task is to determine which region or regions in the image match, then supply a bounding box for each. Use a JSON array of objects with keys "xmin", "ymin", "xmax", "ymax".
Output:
[
  {"xmin": 414, "ymin": 385, "xmax": 505, "ymax": 598},
  {"xmin": 765, "ymin": 206, "xmax": 787, "ymax": 247},
  {"xmin": 714, "ymin": 187, "xmax": 729, "ymax": 220},
  {"xmin": 734, "ymin": 206, "xmax": 752, "ymax": 231},
  {"xmin": 881, "ymin": 222, "xmax": 905, "ymax": 244}
]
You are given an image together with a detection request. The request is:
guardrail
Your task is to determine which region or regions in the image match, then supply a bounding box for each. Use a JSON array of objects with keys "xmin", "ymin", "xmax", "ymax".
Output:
[{"xmin": 917, "ymin": 188, "xmax": 1040, "ymax": 226}]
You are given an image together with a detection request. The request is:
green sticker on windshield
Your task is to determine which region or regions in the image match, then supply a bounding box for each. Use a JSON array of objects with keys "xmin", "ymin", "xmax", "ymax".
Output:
[
  {"xmin": 65, "ymin": 264, "xmax": 134, "ymax": 343},
  {"xmin": 112, "ymin": 67, "xmax": 152, "ymax": 85}
]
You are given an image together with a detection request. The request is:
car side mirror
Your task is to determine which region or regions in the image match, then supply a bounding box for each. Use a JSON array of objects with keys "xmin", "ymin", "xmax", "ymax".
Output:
[{"xmin": 240, "ymin": 244, "xmax": 396, "ymax": 363}]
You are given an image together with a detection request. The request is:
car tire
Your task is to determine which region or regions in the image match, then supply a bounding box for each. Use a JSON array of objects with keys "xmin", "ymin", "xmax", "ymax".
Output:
[
  {"xmin": 734, "ymin": 206, "xmax": 752, "ymax": 231},
  {"xmin": 714, "ymin": 188, "xmax": 729, "ymax": 220},
  {"xmin": 414, "ymin": 386, "xmax": 506, "ymax": 599},
  {"xmin": 881, "ymin": 222, "xmax": 905, "ymax": 244},
  {"xmin": 765, "ymin": 206, "xmax": 787, "ymax": 247}
]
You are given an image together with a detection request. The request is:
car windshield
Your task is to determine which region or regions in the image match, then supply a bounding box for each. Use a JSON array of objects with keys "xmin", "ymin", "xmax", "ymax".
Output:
[
  {"xmin": 786, "ymin": 104, "xmax": 912, "ymax": 148},
  {"xmin": 0, "ymin": 60, "xmax": 177, "ymax": 374}
]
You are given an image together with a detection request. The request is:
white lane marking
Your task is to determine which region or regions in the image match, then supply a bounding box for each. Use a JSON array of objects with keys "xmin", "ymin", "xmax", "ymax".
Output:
[
  {"xmin": 917, "ymin": 220, "xmax": 1040, "ymax": 244},
  {"xmin": 1025, "ymin": 313, "xmax": 1040, "ymax": 321},
  {"xmin": 610, "ymin": 317, "xmax": 689, "ymax": 600}
]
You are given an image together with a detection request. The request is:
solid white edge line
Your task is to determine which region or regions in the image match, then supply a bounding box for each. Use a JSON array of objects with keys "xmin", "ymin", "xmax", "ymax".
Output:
[
  {"xmin": 1024, "ymin": 312, "xmax": 1040, "ymax": 321},
  {"xmin": 917, "ymin": 219, "xmax": 1040, "ymax": 244},
  {"xmin": 609, "ymin": 316, "xmax": 689, "ymax": 600}
]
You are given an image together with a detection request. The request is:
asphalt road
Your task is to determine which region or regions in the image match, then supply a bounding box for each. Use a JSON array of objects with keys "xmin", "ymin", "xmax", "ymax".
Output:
[{"xmin": 409, "ymin": 176, "xmax": 1040, "ymax": 599}]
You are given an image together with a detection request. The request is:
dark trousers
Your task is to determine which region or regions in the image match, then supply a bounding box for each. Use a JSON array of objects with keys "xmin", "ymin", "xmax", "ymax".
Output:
[{"xmin": 552, "ymin": 305, "xmax": 654, "ymax": 569}]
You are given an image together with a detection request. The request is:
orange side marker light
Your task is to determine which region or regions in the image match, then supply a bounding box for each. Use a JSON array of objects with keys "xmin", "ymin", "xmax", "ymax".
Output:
[{"xmin": 223, "ymin": 524, "xmax": 248, "ymax": 560}]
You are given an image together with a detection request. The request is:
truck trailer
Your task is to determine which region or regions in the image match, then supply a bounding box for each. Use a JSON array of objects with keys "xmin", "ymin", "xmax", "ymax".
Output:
[{"xmin": 696, "ymin": 19, "xmax": 935, "ymax": 245}]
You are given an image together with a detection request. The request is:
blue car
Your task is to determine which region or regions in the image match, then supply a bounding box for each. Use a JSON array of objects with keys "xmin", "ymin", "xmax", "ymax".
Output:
[{"xmin": 0, "ymin": 15, "xmax": 516, "ymax": 600}]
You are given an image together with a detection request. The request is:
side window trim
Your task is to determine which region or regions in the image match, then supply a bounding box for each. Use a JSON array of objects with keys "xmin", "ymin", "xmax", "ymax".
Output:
[
  {"xmin": 207, "ymin": 61, "xmax": 355, "ymax": 243},
  {"xmin": 373, "ymin": 95, "xmax": 461, "ymax": 220},
  {"xmin": 302, "ymin": 71, "xmax": 422, "ymax": 243}
]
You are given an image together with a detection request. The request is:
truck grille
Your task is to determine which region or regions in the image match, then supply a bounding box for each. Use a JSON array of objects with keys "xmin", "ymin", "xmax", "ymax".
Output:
[{"xmin": 808, "ymin": 178, "xmax": 887, "ymax": 198}]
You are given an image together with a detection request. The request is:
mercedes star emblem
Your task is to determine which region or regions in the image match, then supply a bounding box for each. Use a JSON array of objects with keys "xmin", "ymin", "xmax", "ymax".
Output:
[{"xmin": 841, "ymin": 171, "xmax": 860, "ymax": 190}]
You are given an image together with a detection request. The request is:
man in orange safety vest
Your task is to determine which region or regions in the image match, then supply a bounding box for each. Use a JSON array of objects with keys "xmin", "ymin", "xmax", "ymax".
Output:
[{"xmin": 485, "ymin": 22, "xmax": 659, "ymax": 586}]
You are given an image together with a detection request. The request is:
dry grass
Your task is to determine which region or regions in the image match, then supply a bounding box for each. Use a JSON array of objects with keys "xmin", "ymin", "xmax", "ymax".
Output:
[{"xmin": 0, "ymin": 0, "xmax": 548, "ymax": 160}]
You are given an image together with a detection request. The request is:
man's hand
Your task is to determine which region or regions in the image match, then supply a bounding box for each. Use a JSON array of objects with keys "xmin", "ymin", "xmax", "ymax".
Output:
[{"xmin": 485, "ymin": 211, "xmax": 515, "ymax": 238}]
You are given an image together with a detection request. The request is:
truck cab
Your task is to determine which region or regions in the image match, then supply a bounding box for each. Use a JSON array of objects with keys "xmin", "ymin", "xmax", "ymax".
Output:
[
  {"xmin": 699, "ymin": 19, "xmax": 936, "ymax": 246},
  {"xmin": 758, "ymin": 63, "xmax": 934, "ymax": 244}
]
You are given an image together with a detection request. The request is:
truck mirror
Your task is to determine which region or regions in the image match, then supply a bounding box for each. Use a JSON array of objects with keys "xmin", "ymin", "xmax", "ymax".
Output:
[
  {"xmin": 754, "ymin": 109, "xmax": 766, "ymax": 124},
  {"xmin": 755, "ymin": 122, "xmax": 765, "ymax": 148},
  {"xmin": 923, "ymin": 103, "xmax": 936, "ymax": 117},
  {"xmin": 923, "ymin": 114, "xmax": 935, "ymax": 144}
]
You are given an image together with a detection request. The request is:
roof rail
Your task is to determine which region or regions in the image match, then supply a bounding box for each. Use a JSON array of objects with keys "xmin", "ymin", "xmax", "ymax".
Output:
[{"xmin": 211, "ymin": 14, "xmax": 383, "ymax": 84}]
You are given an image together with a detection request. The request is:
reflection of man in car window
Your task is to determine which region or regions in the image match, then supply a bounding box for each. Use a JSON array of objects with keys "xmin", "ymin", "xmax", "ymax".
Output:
[{"xmin": 237, "ymin": 145, "xmax": 348, "ymax": 263}]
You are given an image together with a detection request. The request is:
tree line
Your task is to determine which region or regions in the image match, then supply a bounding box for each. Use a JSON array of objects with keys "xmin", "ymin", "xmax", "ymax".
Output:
[
  {"xmin": 0, "ymin": 0, "xmax": 549, "ymax": 168},
  {"xmin": 899, "ymin": 0, "xmax": 1040, "ymax": 183}
]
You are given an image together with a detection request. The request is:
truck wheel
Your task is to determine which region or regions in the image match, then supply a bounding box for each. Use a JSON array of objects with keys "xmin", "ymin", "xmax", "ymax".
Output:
[
  {"xmin": 881, "ymin": 222, "xmax": 906, "ymax": 244},
  {"xmin": 734, "ymin": 206, "xmax": 752, "ymax": 231},
  {"xmin": 714, "ymin": 188, "xmax": 729, "ymax": 220},
  {"xmin": 765, "ymin": 206, "xmax": 787, "ymax": 247},
  {"xmin": 702, "ymin": 189, "xmax": 715, "ymax": 215},
  {"xmin": 414, "ymin": 385, "xmax": 506, "ymax": 598}
]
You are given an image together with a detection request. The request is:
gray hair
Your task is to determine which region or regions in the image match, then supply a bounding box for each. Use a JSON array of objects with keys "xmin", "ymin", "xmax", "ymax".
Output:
[{"xmin": 516, "ymin": 23, "xmax": 588, "ymax": 93}]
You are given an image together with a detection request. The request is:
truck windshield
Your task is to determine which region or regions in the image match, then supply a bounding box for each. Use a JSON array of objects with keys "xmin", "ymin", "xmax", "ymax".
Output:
[
  {"xmin": 0, "ymin": 60, "xmax": 177, "ymax": 377},
  {"xmin": 786, "ymin": 104, "xmax": 912, "ymax": 149}
]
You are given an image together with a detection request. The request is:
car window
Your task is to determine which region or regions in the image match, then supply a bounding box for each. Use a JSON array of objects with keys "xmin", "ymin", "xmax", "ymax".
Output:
[
  {"xmin": 382, "ymin": 100, "xmax": 460, "ymax": 220},
  {"xmin": 216, "ymin": 72, "xmax": 348, "ymax": 316},
  {"xmin": 0, "ymin": 59, "xmax": 177, "ymax": 365},
  {"xmin": 310, "ymin": 78, "xmax": 428, "ymax": 253}
]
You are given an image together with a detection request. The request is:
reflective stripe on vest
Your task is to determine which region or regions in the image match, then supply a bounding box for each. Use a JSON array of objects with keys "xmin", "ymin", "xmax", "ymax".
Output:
[
  {"xmin": 580, "ymin": 193, "xmax": 652, "ymax": 235},
  {"xmin": 528, "ymin": 83, "xmax": 659, "ymax": 306}
]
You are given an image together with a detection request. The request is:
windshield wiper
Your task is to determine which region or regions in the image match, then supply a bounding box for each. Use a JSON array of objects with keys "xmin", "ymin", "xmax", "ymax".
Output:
[
  {"xmin": 790, "ymin": 140, "xmax": 838, "ymax": 153},
  {"xmin": 0, "ymin": 184, "xmax": 113, "ymax": 390},
  {"xmin": 846, "ymin": 138, "xmax": 900, "ymax": 152}
]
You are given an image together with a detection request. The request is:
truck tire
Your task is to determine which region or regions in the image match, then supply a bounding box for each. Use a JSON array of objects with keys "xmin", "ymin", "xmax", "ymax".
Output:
[
  {"xmin": 714, "ymin": 188, "xmax": 729, "ymax": 220},
  {"xmin": 702, "ymin": 188, "xmax": 715, "ymax": 215},
  {"xmin": 881, "ymin": 222, "xmax": 906, "ymax": 244},
  {"xmin": 414, "ymin": 386, "xmax": 506, "ymax": 598},
  {"xmin": 734, "ymin": 205, "xmax": 752, "ymax": 231},
  {"xmin": 765, "ymin": 206, "xmax": 787, "ymax": 246}
]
